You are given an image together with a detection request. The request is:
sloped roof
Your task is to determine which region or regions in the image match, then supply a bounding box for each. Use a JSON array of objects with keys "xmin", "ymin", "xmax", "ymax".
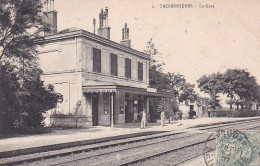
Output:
[
  {"xmin": 40, "ymin": 28, "xmax": 150, "ymax": 60},
  {"xmin": 58, "ymin": 27, "xmax": 81, "ymax": 34}
]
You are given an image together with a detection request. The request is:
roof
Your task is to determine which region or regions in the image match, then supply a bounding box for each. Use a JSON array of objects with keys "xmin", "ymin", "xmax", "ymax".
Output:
[
  {"xmin": 82, "ymin": 80, "xmax": 173, "ymax": 98},
  {"xmin": 59, "ymin": 27, "xmax": 81, "ymax": 34},
  {"xmin": 39, "ymin": 28, "xmax": 150, "ymax": 60}
]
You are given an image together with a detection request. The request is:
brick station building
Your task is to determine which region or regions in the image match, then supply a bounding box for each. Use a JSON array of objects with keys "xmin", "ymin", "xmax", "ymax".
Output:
[{"xmin": 39, "ymin": 1, "xmax": 172, "ymax": 127}]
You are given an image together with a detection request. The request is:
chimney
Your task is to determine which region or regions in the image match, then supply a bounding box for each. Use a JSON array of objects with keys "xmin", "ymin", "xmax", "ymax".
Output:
[
  {"xmin": 43, "ymin": 0, "xmax": 57, "ymax": 35},
  {"xmin": 120, "ymin": 23, "xmax": 131, "ymax": 48},
  {"xmin": 97, "ymin": 7, "xmax": 111, "ymax": 39}
]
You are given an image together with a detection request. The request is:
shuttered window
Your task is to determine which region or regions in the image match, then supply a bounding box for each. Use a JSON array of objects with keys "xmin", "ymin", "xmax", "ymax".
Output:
[
  {"xmin": 93, "ymin": 48, "xmax": 101, "ymax": 73},
  {"xmin": 110, "ymin": 53, "xmax": 118, "ymax": 76},
  {"xmin": 138, "ymin": 62, "xmax": 143, "ymax": 81},
  {"xmin": 125, "ymin": 58, "xmax": 131, "ymax": 79}
]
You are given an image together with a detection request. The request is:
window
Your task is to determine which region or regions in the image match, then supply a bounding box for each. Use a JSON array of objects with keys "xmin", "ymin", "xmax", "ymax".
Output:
[
  {"xmin": 138, "ymin": 62, "xmax": 143, "ymax": 81},
  {"xmin": 93, "ymin": 48, "xmax": 101, "ymax": 73},
  {"xmin": 110, "ymin": 53, "xmax": 118, "ymax": 76},
  {"xmin": 125, "ymin": 58, "xmax": 131, "ymax": 79}
]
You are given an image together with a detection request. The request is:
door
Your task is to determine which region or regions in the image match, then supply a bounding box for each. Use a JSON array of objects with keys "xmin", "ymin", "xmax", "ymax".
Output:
[
  {"xmin": 125, "ymin": 94, "xmax": 133, "ymax": 123},
  {"xmin": 202, "ymin": 106, "xmax": 205, "ymax": 117},
  {"xmin": 189, "ymin": 105, "xmax": 194, "ymax": 117},
  {"xmin": 92, "ymin": 94, "xmax": 99, "ymax": 126}
]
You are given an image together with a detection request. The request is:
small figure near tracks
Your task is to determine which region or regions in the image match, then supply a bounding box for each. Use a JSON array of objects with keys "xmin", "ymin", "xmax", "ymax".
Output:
[
  {"xmin": 160, "ymin": 111, "xmax": 165, "ymax": 126},
  {"xmin": 139, "ymin": 110, "xmax": 147, "ymax": 129}
]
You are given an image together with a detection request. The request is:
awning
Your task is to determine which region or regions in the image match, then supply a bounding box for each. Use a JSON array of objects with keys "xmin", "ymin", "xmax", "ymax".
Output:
[{"xmin": 82, "ymin": 80, "xmax": 173, "ymax": 98}]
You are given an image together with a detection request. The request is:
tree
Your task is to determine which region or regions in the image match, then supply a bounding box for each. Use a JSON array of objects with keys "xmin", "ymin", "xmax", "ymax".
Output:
[
  {"xmin": 222, "ymin": 69, "xmax": 258, "ymax": 110},
  {"xmin": 197, "ymin": 73, "xmax": 223, "ymax": 109},
  {"xmin": 198, "ymin": 69, "xmax": 259, "ymax": 111},
  {"xmin": 226, "ymin": 98, "xmax": 235, "ymax": 110},
  {"xmin": 149, "ymin": 70, "xmax": 171, "ymax": 91},
  {"xmin": 0, "ymin": 63, "xmax": 20, "ymax": 131},
  {"xmin": 144, "ymin": 38, "xmax": 172, "ymax": 121},
  {"xmin": 144, "ymin": 38, "xmax": 198, "ymax": 120},
  {"xmin": 0, "ymin": 0, "xmax": 60, "ymax": 132},
  {"xmin": 20, "ymin": 77, "xmax": 62, "ymax": 129},
  {"xmin": 168, "ymin": 73, "xmax": 198, "ymax": 104},
  {"xmin": 255, "ymin": 86, "xmax": 260, "ymax": 110},
  {"xmin": 179, "ymin": 82, "xmax": 198, "ymax": 103},
  {"xmin": 144, "ymin": 38, "xmax": 164, "ymax": 71},
  {"xmin": 167, "ymin": 73, "xmax": 185, "ymax": 102},
  {"xmin": 0, "ymin": 0, "xmax": 46, "ymax": 62},
  {"xmin": 0, "ymin": 0, "xmax": 46, "ymax": 98},
  {"xmin": 157, "ymin": 98, "xmax": 178, "ymax": 122},
  {"xmin": 144, "ymin": 38, "xmax": 170, "ymax": 91}
]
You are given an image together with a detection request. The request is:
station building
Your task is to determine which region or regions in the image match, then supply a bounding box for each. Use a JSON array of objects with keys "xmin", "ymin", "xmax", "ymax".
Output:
[
  {"xmin": 179, "ymin": 97, "xmax": 209, "ymax": 119},
  {"xmin": 39, "ymin": 2, "xmax": 172, "ymax": 127}
]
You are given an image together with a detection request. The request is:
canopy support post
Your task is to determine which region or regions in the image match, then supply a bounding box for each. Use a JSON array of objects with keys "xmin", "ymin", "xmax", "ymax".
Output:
[{"xmin": 111, "ymin": 92, "xmax": 114, "ymax": 130}]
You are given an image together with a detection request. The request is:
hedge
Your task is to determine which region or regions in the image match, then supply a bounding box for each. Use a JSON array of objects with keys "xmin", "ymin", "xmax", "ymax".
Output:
[{"xmin": 208, "ymin": 110, "xmax": 259, "ymax": 117}]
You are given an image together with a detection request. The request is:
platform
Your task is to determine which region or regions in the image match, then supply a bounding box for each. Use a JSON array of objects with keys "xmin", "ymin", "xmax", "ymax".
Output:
[{"xmin": 0, "ymin": 117, "xmax": 259, "ymax": 157}]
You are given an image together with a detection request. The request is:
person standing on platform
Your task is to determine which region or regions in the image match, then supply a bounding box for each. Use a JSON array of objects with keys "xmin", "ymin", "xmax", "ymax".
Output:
[
  {"xmin": 160, "ymin": 111, "xmax": 165, "ymax": 126},
  {"xmin": 139, "ymin": 110, "xmax": 147, "ymax": 129}
]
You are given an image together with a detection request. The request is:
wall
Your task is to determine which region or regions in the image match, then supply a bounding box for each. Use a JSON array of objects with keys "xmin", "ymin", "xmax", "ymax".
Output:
[
  {"xmin": 117, "ymin": 92, "xmax": 126, "ymax": 124},
  {"xmin": 39, "ymin": 34, "xmax": 150, "ymax": 127},
  {"xmin": 179, "ymin": 103, "xmax": 190, "ymax": 119},
  {"xmin": 39, "ymin": 37, "xmax": 88, "ymax": 127},
  {"xmin": 97, "ymin": 92, "xmax": 125, "ymax": 125},
  {"xmin": 39, "ymin": 37, "xmax": 83, "ymax": 114},
  {"xmin": 197, "ymin": 105, "xmax": 209, "ymax": 118},
  {"xmin": 179, "ymin": 102, "xmax": 209, "ymax": 119},
  {"xmin": 98, "ymin": 93, "xmax": 109, "ymax": 126},
  {"xmin": 39, "ymin": 39, "xmax": 77, "ymax": 73},
  {"xmin": 79, "ymin": 37, "xmax": 149, "ymax": 89}
]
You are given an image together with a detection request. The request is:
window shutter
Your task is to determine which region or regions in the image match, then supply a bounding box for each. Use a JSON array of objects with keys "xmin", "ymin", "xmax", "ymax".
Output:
[
  {"xmin": 110, "ymin": 53, "xmax": 118, "ymax": 76},
  {"xmin": 93, "ymin": 48, "xmax": 101, "ymax": 73},
  {"xmin": 125, "ymin": 58, "xmax": 131, "ymax": 79},
  {"xmin": 138, "ymin": 62, "xmax": 143, "ymax": 81}
]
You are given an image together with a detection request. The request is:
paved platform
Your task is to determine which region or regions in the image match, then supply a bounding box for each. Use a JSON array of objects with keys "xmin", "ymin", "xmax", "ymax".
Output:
[{"xmin": 0, "ymin": 117, "xmax": 259, "ymax": 155}]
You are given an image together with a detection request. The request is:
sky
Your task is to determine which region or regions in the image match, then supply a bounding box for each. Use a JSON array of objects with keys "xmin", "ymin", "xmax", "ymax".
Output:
[{"xmin": 53, "ymin": 0, "xmax": 260, "ymax": 90}]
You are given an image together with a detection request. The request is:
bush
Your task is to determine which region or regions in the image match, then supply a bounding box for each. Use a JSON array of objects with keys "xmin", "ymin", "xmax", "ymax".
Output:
[
  {"xmin": 0, "ymin": 111, "xmax": 18, "ymax": 133},
  {"xmin": 0, "ymin": 67, "xmax": 62, "ymax": 133},
  {"xmin": 209, "ymin": 110, "xmax": 237, "ymax": 117},
  {"xmin": 208, "ymin": 110, "xmax": 258, "ymax": 117},
  {"xmin": 0, "ymin": 66, "xmax": 20, "ymax": 133},
  {"xmin": 174, "ymin": 111, "xmax": 183, "ymax": 120},
  {"xmin": 19, "ymin": 81, "xmax": 62, "ymax": 129},
  {"xmin": 237, "ymin": 110, "xmax": 257, "ymax": 117}
]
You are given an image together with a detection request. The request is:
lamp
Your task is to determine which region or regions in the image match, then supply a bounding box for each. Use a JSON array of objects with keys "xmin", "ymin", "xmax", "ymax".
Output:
[{"xmin": 134, "ymin": 100, "xmax": 138, "ymax": 104}]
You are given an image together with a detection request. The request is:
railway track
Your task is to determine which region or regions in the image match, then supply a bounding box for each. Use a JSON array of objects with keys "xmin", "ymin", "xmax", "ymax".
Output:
[
  {"xmin": 127, "ymin": 122, "xmax": 260, "ymax": 166},
  {"xmin": 1, "ymin": 119, "xmax": 260, "ymax": 166},
  {"xmin": 135, "ymin": 124, "xmax": 260, "ymax": 166}
]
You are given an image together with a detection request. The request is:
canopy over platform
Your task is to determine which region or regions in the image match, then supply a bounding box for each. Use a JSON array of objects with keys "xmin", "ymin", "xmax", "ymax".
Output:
[{"xmin": 82, "ymin": 80, "xmax": 173, "ymax": 98}]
